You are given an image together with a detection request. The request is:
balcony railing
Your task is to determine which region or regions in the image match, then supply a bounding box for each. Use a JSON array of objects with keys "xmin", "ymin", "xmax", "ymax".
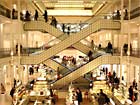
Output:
[
  {"xmin": 1, "ymin": 47, "xmax": 140, "ymax": 59},
  {"xmin": 0, "ymin": 4, "xmax": 11, "ymax": 18}
]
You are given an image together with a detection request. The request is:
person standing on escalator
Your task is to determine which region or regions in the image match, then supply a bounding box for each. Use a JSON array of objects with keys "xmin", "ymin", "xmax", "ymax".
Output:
[
  {"xmin": 34, "ymin": 10, "xmax": 38, "ymax": 21},
  {"xmin": 43, "ymin": 10, "xmax": 48, "ymax": 22}
]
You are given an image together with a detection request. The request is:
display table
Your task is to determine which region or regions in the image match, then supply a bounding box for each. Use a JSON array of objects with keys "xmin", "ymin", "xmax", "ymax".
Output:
[
  {"xmin": 29, "ymin": 91, "xmax": 50, "ymax": 101},
  {"xmin": 29, "ymin": 77, "xmax": 51, "ymax": 102}
]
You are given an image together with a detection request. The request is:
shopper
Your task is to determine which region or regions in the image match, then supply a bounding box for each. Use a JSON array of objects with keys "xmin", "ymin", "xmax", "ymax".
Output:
[
  {"xmin": 98, "ymin": 44, "xmax": 101, "ymax": 50},
  {"xmin": 67, "ymin": 26, "xmax": 70, "ymax": 35},
  {"xmin": 1, "ymin": 83, "xmax": 6, "ymax": 94},
  {"xmin": 124, "ymin": 9, "xmax": 128, "ymax": 20},
  {"xmin": 12, "ymin": 8, "xmax": 16, "ymax": 19},
  {"xmin": 14, "ymin": 78, "xmax": 16, "ymax": 88},
  {"xmin": 107, "ymin": 41, "xmax": 113, "ymax": 54},
  {"xmin": 91, "ymin": 40, "xmax": 95, "ymax": 50},
  {"xmin": 25, "ymin": 10, "xmax": 31, "ymax": 21},
  {"xmin": 128, "ymin": 86, "xmax": 134, "ymax": 101},
  {"xmin": 116, "ymin": 10, "xmax": 121, "ymax": 20},
  {"xmin": 16, "ymin": 44, "xmax": 18, "ymax": 54},
  {"xmin": 34, "ymin": 10, "xmax": 38, "ymax": 21},
  {"xmin": 10, "ymin": 87, "xmax": 15, "ymax": 98},
  {"xmin": 98, "ymin": 89, "xmax": 110, "ymax": 105},
  {"xmin": 88, "ymin": 50, "xmax": 93, "ymax": 61},
  {"xmin": 123, "ymin": 43, "xmax": 128, "ymax": 55},
  {"xmin": 29, "ymin": 66, "xmax": 34, "ymax": 75},
  {"xmin": 62, "ymin": 23, "xmax": 65, "ymax": 33},
  {"xmin": 133, "ymin": 79, "xmax": 137, "ymax": 90},
  {"xmin": 76, "ymin": 88, "xmax": 83, "ymax": 105},
  {"xmin": 43, "ymin": 10, "xmax": 48, "ymax": 22}
]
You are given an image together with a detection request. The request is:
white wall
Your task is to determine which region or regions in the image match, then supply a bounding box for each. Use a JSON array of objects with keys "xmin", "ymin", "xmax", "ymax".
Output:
[{"xmin": 27, "ymin": 31, "xmax": 54, "ymax": 47}]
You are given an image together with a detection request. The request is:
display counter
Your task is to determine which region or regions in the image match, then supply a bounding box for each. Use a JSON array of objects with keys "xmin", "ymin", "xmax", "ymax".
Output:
[
  {"xmin": 29, "ymin": 90, "xmax": 50, "ymax": 101},
  {"xmin": 29, "ymin": 78, "xmax": 51, "ymax": 102}
]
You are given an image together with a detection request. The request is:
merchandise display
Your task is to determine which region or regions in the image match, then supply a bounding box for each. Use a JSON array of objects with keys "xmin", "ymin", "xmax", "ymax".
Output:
[
  {"xmin": 29, "ymin": 78, "xmax": 51, "ymax": 103},
  {"xmin": 13, "ymin": 81, "xmax": 28, "ymax": 105},
  {"xmin": 66, "ymin": 84, "xmax": 78, "ymax": 105}
]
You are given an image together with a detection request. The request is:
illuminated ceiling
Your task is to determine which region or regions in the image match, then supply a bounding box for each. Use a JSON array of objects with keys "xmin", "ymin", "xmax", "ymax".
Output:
[
  {"xmin": 31, "ymin": 0, "xmax": 112, "ymax": 16},
  {"xmin": 1, "ymin": 0, "xmax": 120, "ymax": 16}
]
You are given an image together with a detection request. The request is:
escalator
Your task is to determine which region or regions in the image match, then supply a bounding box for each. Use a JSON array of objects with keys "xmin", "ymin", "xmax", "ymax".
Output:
[
  {"xmin": 24, "ymin": 19, "xmax": 120, "ymax": 55},
  {"xmin": 43, "ymin": 59, "xmax": 67, "ymax": 71},
  {"xmin": 51, "ymin": 55, "xmax": 120, "ymax": 88},
  {"xmin": 21, "ymin": 19, "xmax": 120, "ymax": 64}
]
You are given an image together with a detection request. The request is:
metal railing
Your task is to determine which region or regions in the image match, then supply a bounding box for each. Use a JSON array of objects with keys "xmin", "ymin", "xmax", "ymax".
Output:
[{"xmin": 0, "ymin": 4, "xmax": 11, "ymax": 18}]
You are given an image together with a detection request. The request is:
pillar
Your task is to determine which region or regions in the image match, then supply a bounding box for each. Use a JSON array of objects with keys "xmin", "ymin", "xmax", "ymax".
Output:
[
  {"xmin": 23, "ymin": 65, "xmax": 29, "ymax": 85},
  {"xmin": 127, "ymin": 0, "xmax": 131, "ymax": 56},
  {"xmin": 110, "ymin": 64, "xmax": 113, "ymax": 73},
  {"xmin": 116, "ymin": 65, "xmax": 119, "ymax": 77},
  {"xmin": 111, "ymin": 31, "xmax": 114, "ymax": 49},
  {"xmin": 120, "ymin": 0, "xmax": 124, "ymax": 83},
  {"xmin": 17, "ymin": 0, "xmax": 21, "ymax": 21},
  {"xmin": 138, "ymin": 26, "xmax": 140, "ymax": 49},
  {"xmin": 138, "ymin": 66, "xmax": 140, "ymax": 90},
  {"xmin": 0, "ymin": 24, "xmax": 4, "ymax": 48}
]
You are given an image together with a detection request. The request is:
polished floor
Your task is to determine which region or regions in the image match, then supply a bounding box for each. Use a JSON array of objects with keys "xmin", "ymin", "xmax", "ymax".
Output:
[
  {"xmin": 0, "ymin": 93, "xmax": 13, "ymax": 105},
  {"xmin": 28, "ymin": 98, "xmax": 95, "ymax": 105}
]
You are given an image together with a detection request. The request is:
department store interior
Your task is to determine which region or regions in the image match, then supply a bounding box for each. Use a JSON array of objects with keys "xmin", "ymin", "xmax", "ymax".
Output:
[{"xmin": 0, "ymin": 0, "xmax": 140, "ymax": 105}]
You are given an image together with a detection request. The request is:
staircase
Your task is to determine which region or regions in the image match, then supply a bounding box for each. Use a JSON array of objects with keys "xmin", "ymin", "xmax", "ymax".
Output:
[
  {"xmin": 51, "ymin": 55, "xmax": 120, "ymax": 88},
  {"xmin": 21, "ymin": 19, "xmax": 120, "ymax": 64}
]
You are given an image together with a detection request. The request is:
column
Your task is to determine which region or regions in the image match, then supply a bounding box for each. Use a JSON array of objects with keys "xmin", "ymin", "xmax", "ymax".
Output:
[
  {"xmin": 0, "ymin": 65, "xmax": 3, "ymax": 85},
  {"xmin": 126, "ymin": 63, "xmax": 129, "ymax": 86},
  {"xmin": 127, "ymin": 0, "xmax": 131, "ymax": 55},
  {"xmin": 116, "ymin": 65, "xmax": 119, "ymax": 77},
  {"xmin": 23, "ymin": 65, "xmax": 29, "ymax": 85},
  {"xmin": 17, "ymin": 0, "xmax": 21, "ymax": 21},
  {"xmin": 120, "ymin": 0, "xmax": 124, "ymax": 83},
  {"xmin": 138, "ymin": 26, "xmax": 140, "ymax": 49},
  {"xmin": 110, "ymin": 64, "xmax": 113, "ymax": 73},
  {"xmin": 138, "ymin": 66, "xmax": 140, "ymax": 90},
  {"xmin": 0, "ymin": 24, "xmax": 4, "ymax": 48},
  {"xmin": 111, "ymin": 31, "xmax": 114, "ymax": 48}
]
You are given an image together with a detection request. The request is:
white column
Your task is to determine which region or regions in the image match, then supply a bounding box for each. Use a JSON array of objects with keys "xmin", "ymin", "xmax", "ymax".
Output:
[
  {"xmin": 0, "ymin": 24, "xmax": 4, "ymax": 48},
  {"xmin": 138, "ymin": 26, "xmax": 140, "ymax": 49},
  {"xmin": 17, "ymin": 0, "xmax": 21, "ymax": 21},
  {"xmin": 127, "ymin": 0, "xmax": 131, "ymax": 56},
  {"xmin": 0, "ymin": 65, "xmax": 3, "ymax": 85},
  {"xmin": 126, "ymin": 63, "xmax": 130, "ymax": 86},
  {"xmin": 138, "ymin": 66, "xmax": 140, "ymax": 90},
  {"xmin": 110, "ymin": 64, "xmax": 113, "ymax": 73},
  {"xmin": 120, "ymin": 0, "xmax": 124, "ymax": 83},
  {"xmin": 23, "ymin": 65, "xmax": 29, "ymax": 85},
  {"xmin": 116, "ymin": 65, "xmax": 119, "ymax": 77}
]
